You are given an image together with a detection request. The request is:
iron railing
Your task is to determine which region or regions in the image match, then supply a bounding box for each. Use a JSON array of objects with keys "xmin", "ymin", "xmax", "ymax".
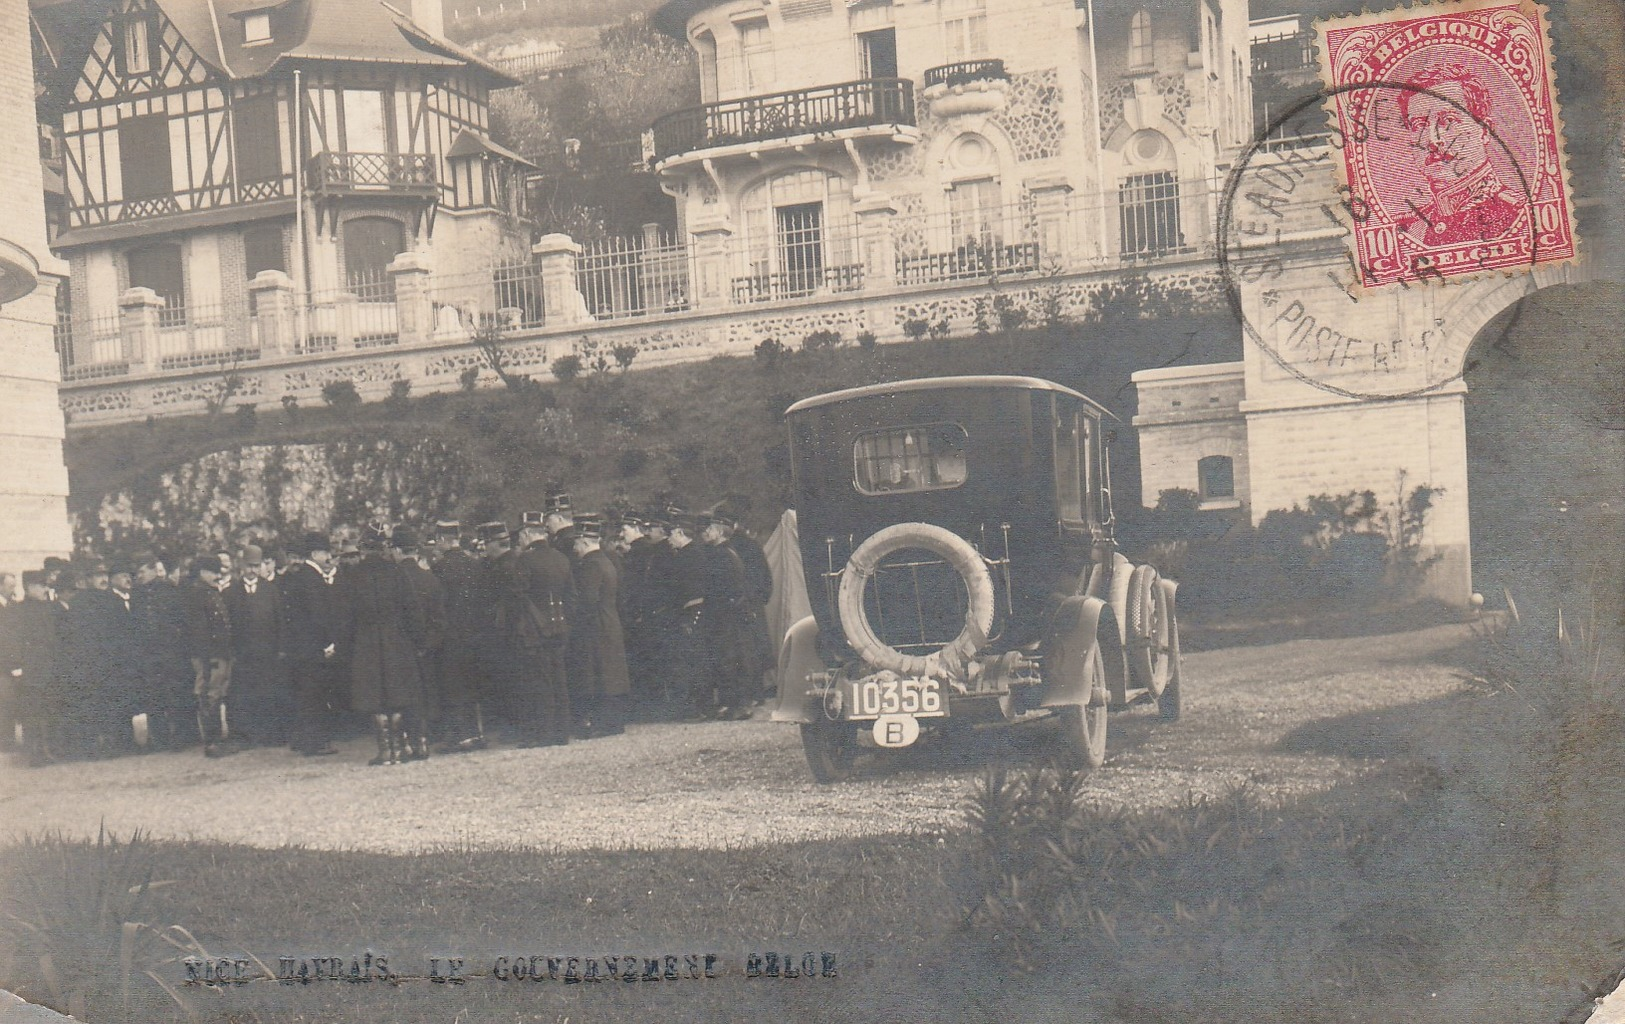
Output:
[
  {"xmin": 731, "ymin": 264, "xmax": 864, "ymax": 304},
  {"xmin": 578, "ymin": 233, "xmax": 693, "ymax": 321},
  {"xmin": 1251, "ymin": 31, "xmax": 1314, "ymax": 75},
  {"xmin": 307, "ymin": 152, "xmax": 438, "ymax": 196},
  {"xmin": 651, "ymin": 78, "xmax": 916, "ymax": 162},
  {"xmin": 923, "ymin": 59, "xmax": 1009, "ymax": 89}
]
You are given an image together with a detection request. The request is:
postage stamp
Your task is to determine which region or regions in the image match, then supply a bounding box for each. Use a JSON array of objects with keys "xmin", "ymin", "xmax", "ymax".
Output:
[{"xmin": 1315, "ymin": 0, "xmax": 1578, "ymax": 289}]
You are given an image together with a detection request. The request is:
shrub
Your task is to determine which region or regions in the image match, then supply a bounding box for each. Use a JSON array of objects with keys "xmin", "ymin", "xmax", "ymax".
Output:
[
  {"xmin": 551, "ymin": 354, "xmax": 583, "ymax": 383},
  {"xmin": 320, "ymin": 379, "xmax": 361, "ymax": 413},
  {"xmin": 279, "ymin": 394, "xmax": 299, "ymax": 423},
  {"xmin": 928, "ymin": 318, "xmax": 951, "ymax": 341},
  {"xmin": 857, "ymin": 330, "xmax": 878, "ymax": 350},
  {"xmin": 754, "ymin": 337, "xmax": 787, "ymax": 368},
  {"xmin": 902, "ymin": 318, "xmax": 930, "ymax": 342},
  {"xmin": 993, "ymin": 294, "xmax": 1029, "ymax": 334},
  {"xmin": 458, "ymin": 366, "xmax": 480, "ymax": 392},
  {"xmin": 613, "ymin": 343, "xmax": 640, "ymax": 372},
  {"xmin": 802, "ymin": 329, "xmax": 841, "ymax": 352},
  {"xmin": 972, "ymin": 297, "xmax": 993, "ymax": 339},
  {"xmin": 385, "ymin": 379, "xmax": 413, "ymax": 416},
  {"xmin": 232, "ymin": 402, "xmax": 257, "ymax": 434}
]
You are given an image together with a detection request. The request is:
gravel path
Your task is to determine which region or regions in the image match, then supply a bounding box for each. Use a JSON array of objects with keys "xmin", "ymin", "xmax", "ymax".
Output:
[{"xmin": 0, "ymin": 623, "xmax": 1474, "ymax": 853}]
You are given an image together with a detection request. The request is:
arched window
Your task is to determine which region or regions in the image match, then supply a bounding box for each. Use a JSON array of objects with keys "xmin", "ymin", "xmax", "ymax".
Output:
[
  {"xmin": 126, "ymin": 241, "xmax": 185, "ymax": 324},
  {"xmin": 737, "ymin": 170, "xmax": 856, "ymax": 300},
  {"xmin": 695, "ymin": 30, "xmax": 719, "ymax": 103},
  {"xmin": 943, "ymin": 0, "xmax": 988, "ymax": 61},
  {"xmin": 1198, "ymin": 455, "xmax": 1234, "ymax": 501},
  {"xmin": 1130, "ymin": 10, "xmax": 1153, "ymax": 68},
  {"xmin": 342, "ymin": 216, "xmax": 406, "ymax": 293}
]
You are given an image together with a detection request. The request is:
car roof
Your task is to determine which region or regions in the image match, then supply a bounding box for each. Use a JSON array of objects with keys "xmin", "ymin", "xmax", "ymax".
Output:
[{"xmin": 785, "ymin": 375, "xmax": 1116, "ymax": 418}]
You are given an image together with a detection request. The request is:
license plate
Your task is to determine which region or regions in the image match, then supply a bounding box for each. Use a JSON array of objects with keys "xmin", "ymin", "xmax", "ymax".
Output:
[{"xmin": 844, "ymin": 678, "xmax": 946, "ymax": 720}]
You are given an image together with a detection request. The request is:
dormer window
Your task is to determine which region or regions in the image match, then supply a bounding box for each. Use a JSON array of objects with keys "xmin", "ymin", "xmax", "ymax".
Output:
[
  {"xmin": 244, "ymin": 11, "xmax": 272, "ymax": 43},
  {"xmin": 122, "ymin": 16, "xmax": 153, "ymax": 75}
]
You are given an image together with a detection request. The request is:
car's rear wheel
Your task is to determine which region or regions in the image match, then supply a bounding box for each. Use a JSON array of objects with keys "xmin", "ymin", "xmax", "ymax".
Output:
[
  {"xmin": 1056, "ymin": 643, "xmax": 1109, "ymax": 770},
  {"xmin": 801, "ymin": 722, "xmax": 857, "ymax": 784}
]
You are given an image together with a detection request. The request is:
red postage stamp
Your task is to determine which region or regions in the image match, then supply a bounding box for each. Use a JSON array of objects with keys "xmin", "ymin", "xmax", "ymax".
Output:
[{"xmin": 1316, "ymin": 0, "xmax": 1577, "ymax": 288}]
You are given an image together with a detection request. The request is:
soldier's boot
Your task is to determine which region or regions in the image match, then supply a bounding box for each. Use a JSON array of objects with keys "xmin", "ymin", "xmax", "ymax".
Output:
[
  {"xmin": 407, "ymin": 710, "xmax": 430, "ymax": 761},
  {"xmin": 390, "ymin": 713, "xmax": 409, "ymax": 763},
  {"xmin": 368, "ymin": 714, "xmax": 394, "ymax": 766}
]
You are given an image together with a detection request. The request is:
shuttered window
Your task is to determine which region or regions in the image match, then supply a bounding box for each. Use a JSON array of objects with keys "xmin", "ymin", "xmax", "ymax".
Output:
[{"xmin": 234, "ymin": 93, "xmax": 282, "ymax": 184}]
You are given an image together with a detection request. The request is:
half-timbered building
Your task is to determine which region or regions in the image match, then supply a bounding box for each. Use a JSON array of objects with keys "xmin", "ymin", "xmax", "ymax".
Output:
[{"xmin": 36, "ymin": 0, "xmax": 533, "ymax": 370}]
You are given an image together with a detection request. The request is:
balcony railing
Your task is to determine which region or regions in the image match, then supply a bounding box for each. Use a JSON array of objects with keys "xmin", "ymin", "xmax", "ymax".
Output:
[
  {"xmin": 1251, "ymin": 31, "xmax": 1315, "ymax": 75},
  {"xmin": 923, "ymin": 59, "xmax": 1009, "ymax": 89},
  {"xmin": 307, "ymin": 152, "xmax": 439, "ymax": 197},
  {"xmin": 652, "ymin": 78, "xmax": 916, "ymax": 162}
]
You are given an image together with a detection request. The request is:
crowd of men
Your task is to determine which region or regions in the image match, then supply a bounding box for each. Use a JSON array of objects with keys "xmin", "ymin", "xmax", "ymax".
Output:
[{"xmin": 0, "ymin": 497, "xmax": 776, "ymax": 767}]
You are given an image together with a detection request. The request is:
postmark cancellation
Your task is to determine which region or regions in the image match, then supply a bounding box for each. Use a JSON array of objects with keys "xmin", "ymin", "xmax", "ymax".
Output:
[{"xmin": 1315, "ymin": 0, "xmax": 1578, "ymax": 289}]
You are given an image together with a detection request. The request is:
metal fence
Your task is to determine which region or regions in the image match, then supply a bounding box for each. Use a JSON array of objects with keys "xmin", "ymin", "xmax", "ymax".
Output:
[
  {"xmin": 892, "ymin": 199, "xmax": 1043, "ymax": 285},
  {"xmin": 427, "ymin": 260, "xmax": 546, "ymax": 338},
  {"xmin": 577, "ymin": 233, "xmax": 693, "ymax": 321}
]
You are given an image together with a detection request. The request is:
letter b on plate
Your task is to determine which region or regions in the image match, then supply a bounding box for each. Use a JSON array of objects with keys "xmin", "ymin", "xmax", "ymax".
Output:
[{"xmin": 872, "ymin": 714, "xmax": 920, "ymax": 748}]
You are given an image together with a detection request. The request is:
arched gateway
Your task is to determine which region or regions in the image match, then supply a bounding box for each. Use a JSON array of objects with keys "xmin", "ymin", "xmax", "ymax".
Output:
[{"xmin": 1134, "ymin": 145, "xmax": 1600, "ymax": 604}]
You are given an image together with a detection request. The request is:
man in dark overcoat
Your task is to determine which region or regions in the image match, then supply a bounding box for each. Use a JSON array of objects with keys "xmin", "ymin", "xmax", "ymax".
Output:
[
  {"xmin": 225, "ymin": 545, "xmax": 286, "ymax": 746},
  {"xmin": 501, "ymin": 520, "xmax": 575, "ymax": 747},
  {"xmin": 622, "ymin": 513, "xmax": 668, "ymax": 701},
  {"xmin": 723, "ymin": 513, "xmax": 776, "ymax": 702},
  {"xmin": 664, "ymin": 516, "xmax": 710, "ymax": 719},
  {"xmin": 129, "ymin": 553, "xmax": 190, "ymax": 749},
  {"xmin": 279, "ymin": 533, "xmax": 343, "ymax": 757},
  {"xmin": 182, "ymin": 555, "xmax": 236, "ymax": 757},
  {"xmin": 434, "ymin": 524, "xmax": 491, "ymax": 751},
  {"xmin": 570, "ymin": 516, "xmax": 631, "ymax": 736},
  {"xmin": 339, "ymin": 528, "xmax": 427, "ymax": 766},
  {"xmin": 9, "ymin": 571, "xmax": 65, "ymax": 766},
  {"xmin": 392, "ymin": 526, "xmax": 444, "ymax": 760},
  {"xmin": 61, "ymin": 560, "xmax": 135, "ymax": 756}
]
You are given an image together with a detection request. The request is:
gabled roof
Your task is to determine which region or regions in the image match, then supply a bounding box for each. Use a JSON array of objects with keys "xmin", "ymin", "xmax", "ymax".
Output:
[{"xmin": 447, "ymin": 129, "xmax": 538, "ymax": 168}]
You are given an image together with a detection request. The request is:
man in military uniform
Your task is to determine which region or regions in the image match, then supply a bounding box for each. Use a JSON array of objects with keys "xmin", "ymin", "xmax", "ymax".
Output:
[
  {"xmin": 569, "ymin": 515, "xmax": 631, "ymax": 737},
  {"xmin": 721, "ymin": 510, "xmax": 776, "ymax": 704},
  {"xmin": 542, "ymin": 493, "xmax": 574, "ymax": 555},
  {"xmin": 501, "ymin": 517, "xmax": 575, "ymax": 747},
  {"xmin": 695, "ymin": 513, "xmax": 757, "ymax": 720},
  {"xmin": 183, "ymin": 555, "xmax": 236, "ymax": 757},
  {"xmin": 664, "ymin": 513, "xmax": 710, "ymax": 719},
  {"xmin": 392, "ymin": 526, "xmax": 445, "ymax": 760},
  {"xmin": 433, "ymin": 520, "xmax": 490, "ymax": 751},
  {"xmin": 280, "ymin": 533, "xmax": 342, "ymax": 757},
  {"xmin": 341, "ymin": 526, "xmax": 427, "ymax": 766}
]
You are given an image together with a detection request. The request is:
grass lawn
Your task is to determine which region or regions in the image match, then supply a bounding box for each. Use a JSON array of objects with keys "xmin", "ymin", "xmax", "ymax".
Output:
[{"xmin": 6, "ymin": 667, "xmax": 1624, "ymax": 1024}]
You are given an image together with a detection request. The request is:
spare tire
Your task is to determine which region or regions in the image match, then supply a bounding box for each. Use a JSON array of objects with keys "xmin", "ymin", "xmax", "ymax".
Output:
[{"xmin": 837, "ymin": 522, "xmax": 996, "ymax": 677}]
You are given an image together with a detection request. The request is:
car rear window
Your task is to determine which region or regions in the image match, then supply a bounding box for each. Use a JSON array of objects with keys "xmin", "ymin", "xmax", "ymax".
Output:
[{"xmin": 853, "ymin": 423, "xmax": 969, "ymax": 495}]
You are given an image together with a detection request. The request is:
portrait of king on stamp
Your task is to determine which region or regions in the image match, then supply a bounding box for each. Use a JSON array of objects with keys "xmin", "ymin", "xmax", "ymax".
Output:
[{"xmin": 1316, "ymin": 0, "xmax": 1579, "ymax": 288}]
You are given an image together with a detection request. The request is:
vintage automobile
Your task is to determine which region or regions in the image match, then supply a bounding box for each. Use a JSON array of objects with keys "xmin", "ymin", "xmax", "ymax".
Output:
[{"xmin": 772, "ymin": 375, "xmax": 1183, "ymax": 783}]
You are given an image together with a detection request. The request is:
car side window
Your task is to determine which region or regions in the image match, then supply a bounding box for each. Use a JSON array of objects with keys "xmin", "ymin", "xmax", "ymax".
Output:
[
  {"xmin": 853, "ymin": 423, "xmax": 969, "ymax": 495},
  {"xmin": 1055, "ymin": 407, "xmax": 1086, "ymax": 523}
]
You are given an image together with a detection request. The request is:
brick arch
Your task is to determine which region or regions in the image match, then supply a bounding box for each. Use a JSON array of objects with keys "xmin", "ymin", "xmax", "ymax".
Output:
[{"xmin": 1432, "ymin": 260, "xmax": 1596, "ymax": 377}]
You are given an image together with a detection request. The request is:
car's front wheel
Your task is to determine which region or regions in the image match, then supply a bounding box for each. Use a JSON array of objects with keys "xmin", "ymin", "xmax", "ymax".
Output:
[{"xmin": 801, "ymin": 721, "xmax": 857, "ymax": 784}]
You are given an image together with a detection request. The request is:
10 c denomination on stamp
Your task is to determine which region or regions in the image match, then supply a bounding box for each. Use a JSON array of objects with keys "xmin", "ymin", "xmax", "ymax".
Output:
[{"xmin": 1316, "ymin": 0, "xmax": 1577, "ymax": 288}]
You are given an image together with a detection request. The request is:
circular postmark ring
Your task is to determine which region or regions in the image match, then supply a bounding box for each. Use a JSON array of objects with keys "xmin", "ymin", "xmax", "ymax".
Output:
[{"xmin": 1217, "ymin": 79, "xmax": 1546, "ymax": 403}]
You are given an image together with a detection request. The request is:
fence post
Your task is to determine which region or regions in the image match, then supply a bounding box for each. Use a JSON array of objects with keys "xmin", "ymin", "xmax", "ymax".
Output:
[
  {"xmin": 390, "ymin": 251, "xmax": 435, "ymax": 346},
  {"xmin": 248, "ymin": 270, "xmax": 295, "ymax": 356},
  {"xmin": 336, "ymin": 291, "xmax": 360, "ymax": 349},
  {"xmin": 119, "ymin": 287, "xmax": 164, "ymax": 373},
  {"xmin": 1027, "ymin": 176, "xmax": 1076, "ymax": 270},
  {"xmin": 532, "ymin": 233, "xmax": 590, "ymax": 326},
  {"xmin": 855, "ymin": 194, "xmax": 898, "ymax": 290},
  {"xmin": 688, "ymin": 214, "xmax": 733, "ymax": 311}
]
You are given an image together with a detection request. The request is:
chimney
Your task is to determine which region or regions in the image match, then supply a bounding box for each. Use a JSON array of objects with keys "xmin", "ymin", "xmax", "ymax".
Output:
[{"xmin": 408, "ymin": 0, "xmax": 445, "ymax": 40}]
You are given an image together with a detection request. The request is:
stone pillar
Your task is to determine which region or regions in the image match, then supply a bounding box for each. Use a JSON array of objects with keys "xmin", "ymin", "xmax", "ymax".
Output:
[
  {"xmin": 1026, "ymin": 176, "xmax": 1076, "ymax": 270},
  {"xmin": 248, "ymin": 270, "xmax": 295, "ymax": 356},
  {"xmin": 389, "ymin": 251, "xmax": 435, "ymax": 346},
  {"xmin": 335, "ymin": 292, "xmax": 360, "ymax": 349},
  {"xmin": 532, "ymin": 233, "xmax": 590, "ymax": 326},
  {"xmin": 688, "ymin": 213, "xmax": 734, "ymax": 311},
  {"xmin": 855, "ymin": 194, "xmax": 898, "ymax": 290},
  {"xmin": 119, "ymin": 286, "xmax": 164, "ymax": 373}
]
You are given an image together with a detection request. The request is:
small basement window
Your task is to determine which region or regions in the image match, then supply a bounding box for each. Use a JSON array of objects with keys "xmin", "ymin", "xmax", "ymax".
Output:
[{"xmin": 854, "ymin": 423, "xmax": 969, "ymax": 495}]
